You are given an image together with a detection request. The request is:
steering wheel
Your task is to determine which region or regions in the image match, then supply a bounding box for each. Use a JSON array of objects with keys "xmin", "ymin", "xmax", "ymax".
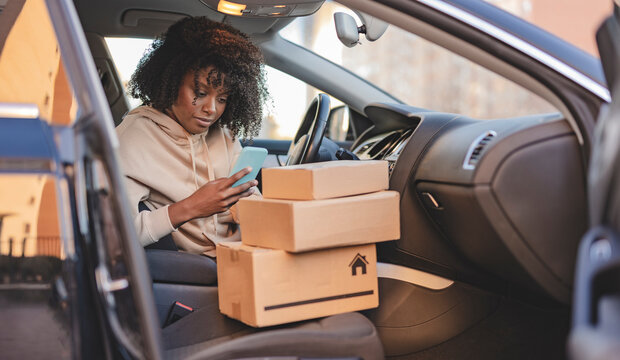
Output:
[{"xmin": 286, "ymin": 93, "xmax": 331, "ymax": 165}]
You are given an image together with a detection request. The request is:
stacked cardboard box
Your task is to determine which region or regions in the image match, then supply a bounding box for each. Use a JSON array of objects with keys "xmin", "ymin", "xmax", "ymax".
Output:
[{"xmin": 217, "ymin": 160, "xmax": 400, "ymax": 327}]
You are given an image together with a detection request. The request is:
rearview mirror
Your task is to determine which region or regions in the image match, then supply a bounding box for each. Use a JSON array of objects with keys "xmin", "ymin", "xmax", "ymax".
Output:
[
  {"xmin": 334, "ymin": 11, "xmax": 388, "ymax": 48},
  {"xmin": 334, "ymin": 12, "xmax": 360, "ymax": 48}
]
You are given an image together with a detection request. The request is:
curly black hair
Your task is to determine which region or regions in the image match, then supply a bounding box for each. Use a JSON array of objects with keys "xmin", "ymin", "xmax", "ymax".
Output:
[{"xmin": 128, "ymin": 16, "xmax": 268, "ymax": 139}]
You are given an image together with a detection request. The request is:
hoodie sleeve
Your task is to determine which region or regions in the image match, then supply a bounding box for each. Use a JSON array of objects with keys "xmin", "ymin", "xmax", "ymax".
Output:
[
  {"xmin": 117, "ymin": 114, "xmax": 176, "ymax": 247},
  {"xmin": 124, "ymin": 176, "xmax": 176, "ymax": 246}
]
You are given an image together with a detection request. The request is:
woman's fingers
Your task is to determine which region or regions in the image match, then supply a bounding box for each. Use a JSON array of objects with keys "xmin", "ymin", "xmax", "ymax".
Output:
[
  {"xmin": 225, "ymin": 167, "xmax": 252, "ymax": 187},
  {"xmin": 221, "ymin": 178, "xmax": 256, "ymax": 198},
  {"xmin": 219, "ymin": 167, "xmax": 257, "ymax": 192},
  {"xmin": 224, "ymin": 187, "xmax": 255, "ymax": 207}
]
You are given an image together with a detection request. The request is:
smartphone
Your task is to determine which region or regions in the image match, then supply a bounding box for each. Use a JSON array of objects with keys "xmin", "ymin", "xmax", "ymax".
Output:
[{"xmin": 229, "ymin": 146, "xmax": 268, "ymax": 187}]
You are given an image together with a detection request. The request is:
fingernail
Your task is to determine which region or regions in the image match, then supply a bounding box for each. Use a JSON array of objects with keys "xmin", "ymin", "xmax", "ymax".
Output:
[{"xmin": 246, "ymin": 166, "xmax": 252, "ymax": 172}]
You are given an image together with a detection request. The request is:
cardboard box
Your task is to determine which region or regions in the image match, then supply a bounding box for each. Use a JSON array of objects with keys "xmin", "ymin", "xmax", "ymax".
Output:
[
  {"xmin": 217, "ymin": 242, "xmax": 378, "ymax": 327},
  {"xmin": 238, "ymin": 191, "xmax": 400, "ymax": 252},
  {"xmin": 261, "ymin": 160, "xmax": 389, "ymax": 200}
]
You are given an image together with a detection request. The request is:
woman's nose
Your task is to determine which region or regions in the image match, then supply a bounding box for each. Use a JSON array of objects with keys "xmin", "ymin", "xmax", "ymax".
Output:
[{"xmin": 201, "ymin": 96, "xmax": 216, "ymax": 114}]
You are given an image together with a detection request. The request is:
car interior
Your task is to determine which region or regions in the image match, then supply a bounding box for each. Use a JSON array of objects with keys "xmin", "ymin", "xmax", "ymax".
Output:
[{"xmin": 5, "ymin": 0, "xmax": 611, "ymax": 358}]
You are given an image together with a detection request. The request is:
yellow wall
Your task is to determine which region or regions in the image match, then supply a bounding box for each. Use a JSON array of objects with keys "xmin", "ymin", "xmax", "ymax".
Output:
[
  {"xmin": 0, "ymin": 175, "xmax": 60, "ymax": 257},
  {"xmin": 0, "ymin": 0, "xmax": 73, "ymax": 257},
  {"xmin": 0, "ymin": 0, "xmax": 76, "ymax": 125}
]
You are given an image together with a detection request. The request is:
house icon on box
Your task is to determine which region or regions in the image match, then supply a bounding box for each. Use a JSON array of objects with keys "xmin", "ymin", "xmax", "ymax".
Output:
[{"xmin": 349, "ymin": 253, "xmax": 369, "ymax": 276}]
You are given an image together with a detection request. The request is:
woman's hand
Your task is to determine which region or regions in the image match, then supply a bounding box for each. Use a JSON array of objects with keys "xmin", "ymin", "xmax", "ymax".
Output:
[{"xmin": 168, "ymin": 167, "xmax": 258, "ymax": 228}]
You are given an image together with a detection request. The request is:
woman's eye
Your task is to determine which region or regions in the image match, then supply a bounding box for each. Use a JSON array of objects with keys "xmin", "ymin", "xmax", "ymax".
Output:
[
  {"xmin": 196, "ymin": 92, "xmax": 207, "ymax": 97},
  {"xmin": 218, "ymin": 97, "xmax": 228, "ymax": 104}
]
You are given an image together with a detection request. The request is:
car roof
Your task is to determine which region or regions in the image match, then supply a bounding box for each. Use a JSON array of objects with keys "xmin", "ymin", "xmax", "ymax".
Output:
[{"xmin": 73, "ymin": 0, "xmax": 309, "ymax": 38}]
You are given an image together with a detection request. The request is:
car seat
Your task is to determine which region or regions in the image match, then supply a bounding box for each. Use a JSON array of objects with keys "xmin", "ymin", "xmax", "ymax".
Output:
[{"xmin": 133, "ymin": 206, "xmax": 384, "ymax": 359}]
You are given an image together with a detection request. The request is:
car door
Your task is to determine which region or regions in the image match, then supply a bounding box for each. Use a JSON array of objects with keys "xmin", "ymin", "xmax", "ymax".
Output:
[
  {"xmin": 569, "ymin": 3, "xmax": 620, "ymax": 359},
  {"xmin": 0, "ymin": 0, "xmax": 164, "ymax": 358},
  {"xmin": 0, "ymin": 1, "xmax": 102, "ymax": 358}
]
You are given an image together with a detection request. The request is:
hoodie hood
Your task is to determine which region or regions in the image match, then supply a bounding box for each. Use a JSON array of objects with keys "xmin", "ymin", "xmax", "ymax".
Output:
[
  {"xmin": 125, "ymin": 106, "xmax": 209, "ymax": 145},
  {"xmin": 125, "ymin": 106, "xmax": 214, "ymax": 193}
]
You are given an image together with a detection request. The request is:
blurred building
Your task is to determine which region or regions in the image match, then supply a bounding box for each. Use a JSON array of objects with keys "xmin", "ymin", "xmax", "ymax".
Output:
[{"xmin": 489, "ymin": 0, "xmax": 611, "ymax": 56}]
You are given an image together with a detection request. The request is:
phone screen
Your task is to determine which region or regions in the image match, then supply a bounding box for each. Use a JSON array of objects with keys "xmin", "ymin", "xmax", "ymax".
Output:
[{"xmin": 229, "ymin": 146, "xmax": 268, "ymax": 187}]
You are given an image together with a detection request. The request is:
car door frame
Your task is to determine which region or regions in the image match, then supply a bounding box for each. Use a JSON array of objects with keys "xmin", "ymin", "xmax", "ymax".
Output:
[{"xmin": 46, "ymin": 0, "xmax": 163, "ymax": 358}]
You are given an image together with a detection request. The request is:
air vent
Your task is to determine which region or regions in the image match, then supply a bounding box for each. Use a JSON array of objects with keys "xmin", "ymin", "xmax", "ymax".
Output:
[
  {"xmin": 385, "ymin": 129, "xmax": 413, "ymax": 162},
  {"xmin": 463, "ymin": 131, "xmax": 497, "ymax": 170},
  {"xmin": 367, "ymin": 131, "xmax": 401, "ymax": 159},
  {"xmin": 358, "ymin": 142, "xmax": 375, "ymax": 153}
]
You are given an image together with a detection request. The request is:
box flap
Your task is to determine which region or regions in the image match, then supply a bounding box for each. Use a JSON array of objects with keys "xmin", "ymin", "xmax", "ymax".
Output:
[{"xmin": 272, "ymin": 160, "xmax": 387, "ymax": 171}]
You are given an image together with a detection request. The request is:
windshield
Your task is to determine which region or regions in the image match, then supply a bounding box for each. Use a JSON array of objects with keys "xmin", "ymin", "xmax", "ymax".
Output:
[
  {"xmin": 106, "ymin": 1, "xmax": 562, "ymax": 125},
  {"xmin": 280, "ymin": 1, "xmax": 555, "ymax": 119}
]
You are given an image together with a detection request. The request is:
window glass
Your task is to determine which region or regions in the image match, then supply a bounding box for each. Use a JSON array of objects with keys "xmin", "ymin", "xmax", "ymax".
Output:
[
  {"xmin": 105, "ymin": 38, "xmax": 340, "ymax": 140},
  {"xmin": 484, "ymin": 0, "xmax": 609, "ymax": 56},
  {"xmin": 262, "ymin": 66, "xmax": 323, "ymax": 140},
  {"xmin": 0, "ymin": 174, "xmax": 65, "ymax": 267},
  {"xmin": 0, "ymin": 173, "xmax": 72, "ymax": 359},
  {"xmin": 281, "ymin": 1, "xmax": 557, "ymax": 119},
  {"xmin": 105, "ymin": 37, "xmax": 153, "ymax": 109},
  {"xmin": 0, "ymin": 0, "xmax": 77, "ymax": 125}
]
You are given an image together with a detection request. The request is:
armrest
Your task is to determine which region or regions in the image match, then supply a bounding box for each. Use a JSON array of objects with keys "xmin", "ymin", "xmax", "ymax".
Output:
[{"xmin": 145, "ymin": 249, "xmax": 217, "ymax": 286}]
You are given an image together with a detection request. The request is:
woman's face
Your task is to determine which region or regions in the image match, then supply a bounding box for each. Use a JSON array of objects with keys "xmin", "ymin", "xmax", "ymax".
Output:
[{"xmin": 167, "ymin": 67, "xmax": 229, "ymax": 134}]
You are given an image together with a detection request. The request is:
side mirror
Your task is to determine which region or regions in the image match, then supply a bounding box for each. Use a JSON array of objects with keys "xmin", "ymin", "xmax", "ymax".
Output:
[{"xmin": 327, "ymin": 105, "xmax": 350, "ymax": 142}]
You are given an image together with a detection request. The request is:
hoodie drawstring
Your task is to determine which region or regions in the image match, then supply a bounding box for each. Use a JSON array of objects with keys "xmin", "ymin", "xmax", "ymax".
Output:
[
  {"xmin": 186, "ymin": 133, "xmax": 200, "ymax": 190},
  {"xmin": 202, "ymin": 135, "xmax": 215, "ymax": 182},
  {"xmin": 186, "ymin": 133, "xmax": 219, "ymax": 237},
  {"xmin": 186, "ymin": 133, "xmax": 212, "ymax": 236},
  {"xmin": 202, "ymin": 135, "xmax": 218, "ymax": 236}
]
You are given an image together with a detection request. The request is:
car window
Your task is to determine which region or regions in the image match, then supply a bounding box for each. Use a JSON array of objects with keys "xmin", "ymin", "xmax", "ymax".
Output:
[
  {"xmin": 281, "ymin": 1, "xmax": 558, "ymax": 119},
  {"xmin": 261, "ymin": 65, "xmax": 335, "ymax": 140},
  {"xmin": 485, "ymin": 0, "xmax": 609, "ymax": 56},
  {"xmin": 0, "ymin": 1, "xmax": 81, "ymax": 356},
  {"xmin": 105, "ymin": 37, "xmax": 343, "ymax": 141},
  {"xmin": 0, "ymin": 174, "xmax": 73, "ymax": 358},
  {"xmin": 105, "ymin": 37, "xmax": 153, "ymax": 109}
]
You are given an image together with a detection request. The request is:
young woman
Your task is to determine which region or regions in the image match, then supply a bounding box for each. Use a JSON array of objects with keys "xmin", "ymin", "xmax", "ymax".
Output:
[{"xmin": 116, "ymin": 17, "xmax": 268, "ymax": 256}]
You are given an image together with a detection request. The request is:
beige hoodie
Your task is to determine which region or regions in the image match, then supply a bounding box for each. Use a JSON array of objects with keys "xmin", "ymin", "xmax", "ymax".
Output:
[{"xmin": 116, "ymin": 106, "xmax": 254, "ymax": 256}]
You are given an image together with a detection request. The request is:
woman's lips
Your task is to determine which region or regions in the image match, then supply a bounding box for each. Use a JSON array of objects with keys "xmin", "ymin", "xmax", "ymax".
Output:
[{"xmin": 195, "ymin": 117, "xmax": 214, "ymax": 127}]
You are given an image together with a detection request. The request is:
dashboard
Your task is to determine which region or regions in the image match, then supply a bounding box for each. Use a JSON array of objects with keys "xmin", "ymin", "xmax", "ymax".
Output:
[{"xmin": 355, "ymin": 102, "xmax": 587, "ymax": 304}]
